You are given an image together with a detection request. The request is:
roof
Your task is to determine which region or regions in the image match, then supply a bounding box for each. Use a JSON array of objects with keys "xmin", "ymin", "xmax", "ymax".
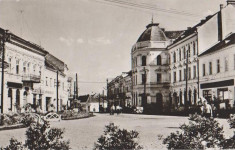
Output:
[
  {"xmin": 165, "ymin": 31, "xmax": 185, "ymax": 39},
  {"xmin": 137, "ymin": 23, "xmax": 168, "ymax": 42},
  {"xmin": 45, "ymin": 54, "xmax": 65, "ymax": 72},
  {"xmin": 78, "ymin": 95, "xmax": 89, "ymax": 103},
  {"xmin": 169, "ymin": 14, "xmax": 215, "ymax": 46},
  {"xmin": 199, "ymin": 33, "xmax": 235, "ymax": 57},
  {"xmin": 0, "ymin": 27, "xmax": 48, "ymax": 56}
]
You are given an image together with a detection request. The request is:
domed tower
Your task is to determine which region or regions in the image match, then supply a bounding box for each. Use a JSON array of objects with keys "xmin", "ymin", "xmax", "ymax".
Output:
[{"xmin": 131, "ymin": 21, "xmax": 172, "ymax": 113}]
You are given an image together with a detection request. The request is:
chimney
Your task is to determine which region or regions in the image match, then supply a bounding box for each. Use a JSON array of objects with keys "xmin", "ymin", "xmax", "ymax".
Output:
[
  {"xmin": 218, "ymin": 9, "xmax": 223, "ymax": 41},
  {"xmin": 161, "ymin": 28, "xmax": 165, "ymax": 32},
  {"xmin": 220, "ymin": 4, "xmax": 224, "ymax": 10},
  {"xmin": 227, "ymin": 0, "xmax": 235, "ymax": 5}
]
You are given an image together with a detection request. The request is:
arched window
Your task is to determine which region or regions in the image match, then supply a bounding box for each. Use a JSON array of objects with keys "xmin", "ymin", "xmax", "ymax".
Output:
[
  {"xmin": 157, "ymin": 55, "xmax": 161, "ymax": 65},
  {"xmin": 142, "ymin": 56, "xmax": 146, "ymax": 66}
]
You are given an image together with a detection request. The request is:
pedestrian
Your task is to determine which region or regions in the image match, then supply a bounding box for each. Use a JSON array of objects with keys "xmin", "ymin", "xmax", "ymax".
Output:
[{"xmin": 203, "ymin": 101, "xmax": 213, "ymax": 118}]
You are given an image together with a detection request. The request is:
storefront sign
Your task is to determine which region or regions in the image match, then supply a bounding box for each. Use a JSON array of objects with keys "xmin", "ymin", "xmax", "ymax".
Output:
[{"xmin": 200, "ymin": 79, "xmax": 234, "ymax": 89}]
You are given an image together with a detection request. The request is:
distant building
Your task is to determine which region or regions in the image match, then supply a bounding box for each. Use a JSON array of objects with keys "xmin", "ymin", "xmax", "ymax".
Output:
[
  {"xmin": 131, "ymin": 22, "xmax": 183, "ymax": 113},
  {"xmin": 0, "ymin": 28, "xmax": 70, "ymax": 113}
]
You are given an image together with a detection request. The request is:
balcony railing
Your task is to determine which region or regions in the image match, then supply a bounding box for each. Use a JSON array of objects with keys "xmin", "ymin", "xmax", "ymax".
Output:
[{"xmin": 22, "ymin": 74, "xmax": 41, "ymax": 83}]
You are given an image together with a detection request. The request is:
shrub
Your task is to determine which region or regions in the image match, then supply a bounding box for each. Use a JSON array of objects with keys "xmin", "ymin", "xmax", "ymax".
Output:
[
  {"xmin": 163, "ymin": 114, "xmax": 225, "ymax": 149},
  {"xmin": 25, "ymin": 120, "xmax": 70, "ymax": 150},
  {"xmin": 20, "ymin": 113, "xmax": 38, "ymax": 127},
  {"xmin": 2, "ymin": 138, "xmax": 24, "ymax": 150},
  {"xmin": 3, "ymin": 119, "xmax": 70, "ymax": 150},
  {"xmin": 94, "ymin": 123, "xmax": 142, "ymax": 150},
  {"xmin": 0, "ymin": 113, "xmax": 21, "ymax": 126}
]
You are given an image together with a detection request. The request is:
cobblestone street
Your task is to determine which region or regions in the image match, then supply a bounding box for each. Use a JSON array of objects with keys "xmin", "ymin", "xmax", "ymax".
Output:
[{"xmin": 0, "ymin": 114, "xmax": 233, "ymax": 149}]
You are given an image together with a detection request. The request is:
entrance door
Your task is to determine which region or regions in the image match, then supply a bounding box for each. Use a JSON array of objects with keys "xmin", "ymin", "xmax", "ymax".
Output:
[
  {"xmin": 156, "ymin": 93, "xmax": 163, "ymax": 113},
  {"xmin": 16, "ymin": 89, "xmax": 20, "ymax": 112},
  {"xmin": 46, "ymin": 97, "xmax": 51, "ymax": 111}
]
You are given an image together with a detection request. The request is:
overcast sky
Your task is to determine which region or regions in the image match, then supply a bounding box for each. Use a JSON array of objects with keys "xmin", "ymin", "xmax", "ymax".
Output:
[{"xmin": 0, "ymin": 0, "xmax": 226, "ymax": 95}]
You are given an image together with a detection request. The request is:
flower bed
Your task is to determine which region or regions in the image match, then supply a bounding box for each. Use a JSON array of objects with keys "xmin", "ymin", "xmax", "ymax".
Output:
[{"xmin": 60, "ymin": 110, "xmax": 94, "ymax": 120}]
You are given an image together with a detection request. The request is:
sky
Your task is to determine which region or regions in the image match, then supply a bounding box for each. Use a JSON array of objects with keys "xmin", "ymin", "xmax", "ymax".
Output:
[{"xmin": 0, "ymin": 0, "xmax": 227, "ymax": 95}]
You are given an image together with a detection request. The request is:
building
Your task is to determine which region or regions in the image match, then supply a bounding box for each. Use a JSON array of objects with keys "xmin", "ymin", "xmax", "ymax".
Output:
[
  {"xmin": 169, "ymin": 0, "xmax": 235, "ymax": 113},
  {"xmin": 131, "ymin": 21, "xmax": 183, "ymax": 113},
  {"xmin": 199, "ymin": 33, "xmax": 235, "ymax": 110},
  {"xmin": 0, "ymin": 28, "xmax": 70, "ymax": 113}
]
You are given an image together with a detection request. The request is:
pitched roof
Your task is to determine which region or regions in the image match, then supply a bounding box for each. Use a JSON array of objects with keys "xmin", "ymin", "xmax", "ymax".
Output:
[
  {"xmin": 165, "ymin": 30, "xmax": 184, "ymax": 39},
  {"xmin": 170, "ymin": 14, "xmax": 215, "ymax": 46},
  {"xmin": 78, "ymin": 95, "xmax": 89, "ymax": 103},
  {"xmin": 45, "ymin": 54, "xmax": 65, "ymax": 72},
  {"xmin": 199, "ymin": 33, "xmax": 235, "ymax": 57}
]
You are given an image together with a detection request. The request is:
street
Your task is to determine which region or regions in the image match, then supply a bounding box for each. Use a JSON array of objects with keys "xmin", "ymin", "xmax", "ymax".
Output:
[{"xmin": 0, "ymin": 113, "xmax": 233, "ymax": 149}]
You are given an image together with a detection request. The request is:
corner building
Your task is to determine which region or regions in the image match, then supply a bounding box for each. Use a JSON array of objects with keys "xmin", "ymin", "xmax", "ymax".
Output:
[{"xmin": 131, "ymin": 22, "xmax": 182, "ymax": 113}]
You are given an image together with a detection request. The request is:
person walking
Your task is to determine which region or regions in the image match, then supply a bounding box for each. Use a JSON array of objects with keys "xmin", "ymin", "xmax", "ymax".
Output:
[{"xmin": 203, "ymin": 101, "xmax": 213, "ymax": 118}]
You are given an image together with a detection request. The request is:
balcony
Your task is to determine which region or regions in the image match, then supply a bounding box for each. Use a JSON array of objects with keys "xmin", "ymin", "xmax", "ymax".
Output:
[{"xmin": 22, "ymin": 74, "xmax": 41, "ymax": 83}]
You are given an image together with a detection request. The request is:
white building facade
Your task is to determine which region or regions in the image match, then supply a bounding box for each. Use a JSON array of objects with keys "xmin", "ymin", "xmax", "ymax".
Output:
[{"xmin": 0, "ymin": 28, "xmax": 69, "ymax": 113}]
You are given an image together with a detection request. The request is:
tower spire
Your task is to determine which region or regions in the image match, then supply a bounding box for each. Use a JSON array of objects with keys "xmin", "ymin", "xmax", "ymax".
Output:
[{"xmin": 151, "ymin": 14, "xmax": 154, "ymax": 24}]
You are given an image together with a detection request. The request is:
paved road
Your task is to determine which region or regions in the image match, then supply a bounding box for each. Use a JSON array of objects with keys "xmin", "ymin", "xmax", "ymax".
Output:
[{"xmin": 0, "ymin": 113, "xmax": 233, "ymax": 149}]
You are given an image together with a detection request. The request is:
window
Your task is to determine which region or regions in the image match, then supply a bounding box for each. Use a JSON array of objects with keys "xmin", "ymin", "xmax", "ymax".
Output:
[
  {"xmin": 50, "ymin": 78, "xmax": 52, "ymax": 87},
  {"xmin": 217, "ymin": 59, "xmax": 220, "ymax": 73},
  {"xmin": 157, "ymin": 55, "xmax": 161, "ymax": 65},
  {"xmin": 142, "ymin": 74, "xmax": 146, "ymax": 84},
  {"xmin": 173, "ymin": 72, "xmax": 176, "ymax": 83},
  {"xmin": 135, "ymin": 57, "xmax": 137, "ymax": 67},
  {"xmin": 173, "ymin": 52, "xmax": 176, "ymax": 63},
  {"xmin": 8, "ymin": 58, "xmax": 12, "ymax": 72},
  {"xmin": 179, "ymin": 70, "xmax": 182, "ymax": 81},
  {"xmin": 142, "ymin": 56, "xmax": 146, "ymax": 66},
  {"xmin": 225, "ymin": 57, "xmax": 228, "ymax": 71},
  {"xmin": 54, "ymin": 79, "xmax": 56, "ymax": 87},
  {"xmin": 33, "ymin": 64, "xmax": 36, "ymax": 73},
  {"xmin": 136, "ymin": 75, "xmax": 137, "ymax": 85},
  {"xmin": 46, "ymin": 77, "xmax": 48, "ymax": 86},
  {"xmin": 23, "ymin": 62, "xmax": 26, "ymax": 74},
  {"xmin": 157, "ymin": 73, "xmax": 161, "ymax": 83},
  {"xmin": 183, "ymin": 68, "xmax": 186, "ymax": 81},
  {"xmin": 16, "ymin": 60, "xmax": 19, "ymax": 74},
  {"xmin": 39, "ymin": 66, "xmax": 42, "ymax": 76},
  {"xmin": 203, "ymin": 64, "xmax": 206, "ymax": 76},
  {"xmin": 179, "ymin": 49, "xmax": 181, "ymax": 61},
  {"xmin": 193, "ymin": 65, "xmax": 196, "ymax": 79},
  {"xmin": 27, "ymin": 63, "xmax": 30, "ymax": 74},
  {"xmin": 183, "ymin": 47, "xmax": 186, "ymax": 59},
  {"xmin": 193, "ymin": 42, "xmax": 196, "ymax": 55},
  {"xmin": 188, "ymin": 45, "xmax": 191, "ymax": 58},
  {"xmin": 188, "ymin": 67, "xmax": 191, "ymax": 79},
  {"xmin": 209, "ymin": 62, "xmax": 212, "ymax": 75}
]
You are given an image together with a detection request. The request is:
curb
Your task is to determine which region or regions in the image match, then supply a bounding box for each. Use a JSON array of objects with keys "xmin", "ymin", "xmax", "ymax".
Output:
[{"xmin": 0, "ymin": 124, "xmax": 25, "ymax": 131}]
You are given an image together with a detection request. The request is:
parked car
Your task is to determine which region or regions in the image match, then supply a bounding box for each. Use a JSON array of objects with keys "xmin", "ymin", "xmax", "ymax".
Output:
[{"xmin": 135, "ymin": 107, "xmax": 143, "ymax": 114}]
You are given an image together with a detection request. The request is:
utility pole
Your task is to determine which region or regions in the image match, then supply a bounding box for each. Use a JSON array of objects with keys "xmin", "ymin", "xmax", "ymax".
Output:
[
  {"xmin": 76, "ymin": 73, "xmax": 78, "ymax": 99},
  {"xmin": 99, "ymin": 93, "xmax": 100, "ymax": 112},
  {"xmin": 0, "ymin": 30, "xmax": 6, "ymax": 114},
  {"xmin": 106, "ymin": 79, "xmax": 109, "ymax": 108},
  {"xmin": 185, "ymin": 50, "xmax": 188, "ymax": 109},
  {"xmin": 102, "ymin": 90, "xmax": 104, "ymax": 107},
  {"xmin": 56, "ymin": 70, "xmax": 59, "ymax": 112},
  {"xmin": 143, "ymin": 67, "xmax": 147, "ymax": 107}
]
